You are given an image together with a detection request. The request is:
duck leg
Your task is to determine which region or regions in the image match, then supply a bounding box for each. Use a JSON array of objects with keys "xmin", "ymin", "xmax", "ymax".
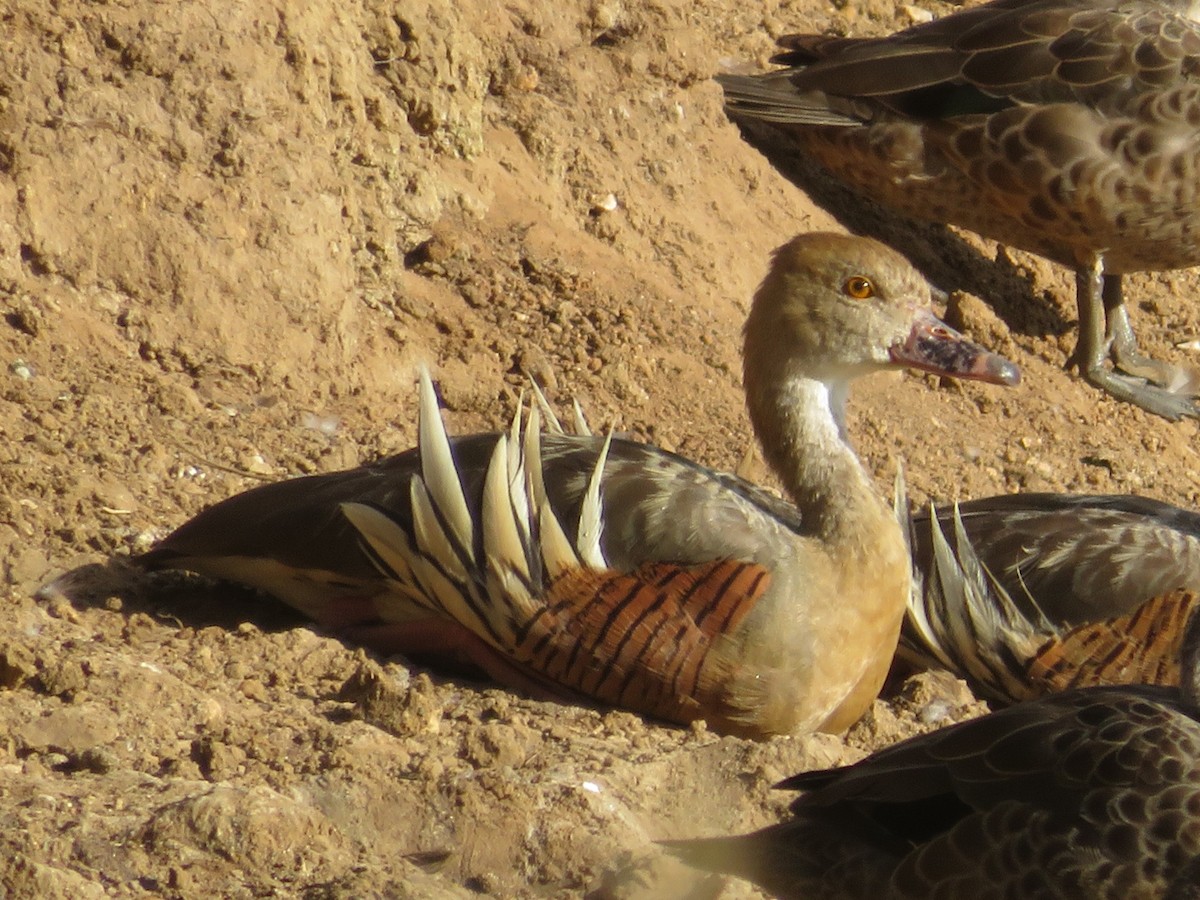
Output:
[{"xmin": 1073, "ymin": 261, "xmax": 1200, "ymax": 420}]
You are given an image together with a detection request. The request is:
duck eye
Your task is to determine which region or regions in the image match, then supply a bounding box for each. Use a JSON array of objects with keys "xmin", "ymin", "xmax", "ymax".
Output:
[{"xmin": 844, "ymin": 276, "xmax": 874, "ymax": 300}]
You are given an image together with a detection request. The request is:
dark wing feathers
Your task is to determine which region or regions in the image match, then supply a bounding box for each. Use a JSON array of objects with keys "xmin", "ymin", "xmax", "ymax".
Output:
[
  {"xmin": 782, "ymin": 684, "xmax": 1200, "ymax": 824},
  {"xmin": 137, "ymin": 446, "xmax": 425, "ymax": 577},
  {"xmin": 669, "ymin": 684, "xmax": 1200, "ymax": 896},
  {"xmin": 142, "ymin": 432, "xmax": 804, "ymax": 576},
  {"xmin": 755, "ymin": 1, "xmax": 1200, "ymax": 121}
]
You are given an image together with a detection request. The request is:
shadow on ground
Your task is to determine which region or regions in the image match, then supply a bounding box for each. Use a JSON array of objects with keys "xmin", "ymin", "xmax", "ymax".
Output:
[{"xmin": 732, "ymin": 121, "xmax": 1073, "ymax": 341}]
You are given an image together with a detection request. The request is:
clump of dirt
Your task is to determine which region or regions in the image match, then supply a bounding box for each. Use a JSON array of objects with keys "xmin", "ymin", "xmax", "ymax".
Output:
[{"xmin": 3, "ymin": 0, "xmax": 1199, "ymax": 896}]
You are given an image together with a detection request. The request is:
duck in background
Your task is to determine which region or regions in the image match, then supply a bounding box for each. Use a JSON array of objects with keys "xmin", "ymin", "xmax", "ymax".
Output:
[
  {"xmin": 664, "ymin": 592, "xmax": 1200, "ymax": 898},
  {"xmin": 135, "ymin": 233, "xmax": 1017, "ymax": 739},
  {"xmin": 903, "ymin": 492, "xmax": 1200, "ymax": 703},
  {"xmin": 719, "ymin": 0, "xmax": 1200, "ymax": 420}
]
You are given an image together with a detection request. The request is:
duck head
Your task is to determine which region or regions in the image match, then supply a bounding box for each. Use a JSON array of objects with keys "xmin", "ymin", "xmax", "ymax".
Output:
[{"xmin": 744, "ymin": 232, "xmax": 1019, "ymax": 399}]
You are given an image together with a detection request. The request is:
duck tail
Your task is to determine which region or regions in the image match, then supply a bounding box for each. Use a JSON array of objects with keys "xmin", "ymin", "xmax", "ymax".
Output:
[{"xmin": 716, "ymin": 71, "xmax": 858, "ymax": 126}]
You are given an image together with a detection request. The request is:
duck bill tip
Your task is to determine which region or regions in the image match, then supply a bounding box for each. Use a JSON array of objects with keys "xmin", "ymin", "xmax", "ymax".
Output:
[{"xmin": 892, "ymin": 314, "xmax": 1020, "ymax": 387}]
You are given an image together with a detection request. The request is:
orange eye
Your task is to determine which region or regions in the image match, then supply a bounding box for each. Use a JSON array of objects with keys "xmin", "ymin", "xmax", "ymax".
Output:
[{"xmin": 844, "ymin": 276, "xmax": 874, "ymax": 300}]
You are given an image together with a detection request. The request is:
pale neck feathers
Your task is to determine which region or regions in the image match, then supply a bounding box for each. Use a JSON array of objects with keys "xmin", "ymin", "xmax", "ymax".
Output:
[{"xmin": 742, "ymin": 306, "xmax": 892, "ymax": 552}]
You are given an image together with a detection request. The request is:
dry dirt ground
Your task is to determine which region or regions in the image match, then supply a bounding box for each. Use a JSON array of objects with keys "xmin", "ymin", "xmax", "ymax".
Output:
[{"xmin": 3, "ymin": 0, "xmax": 1200, "ymax": 897}]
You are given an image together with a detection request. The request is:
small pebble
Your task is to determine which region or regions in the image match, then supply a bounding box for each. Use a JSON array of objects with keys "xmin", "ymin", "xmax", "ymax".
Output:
[{"xmin": 238, "ymin": 678, "xmax": 268, "ymax": 701}]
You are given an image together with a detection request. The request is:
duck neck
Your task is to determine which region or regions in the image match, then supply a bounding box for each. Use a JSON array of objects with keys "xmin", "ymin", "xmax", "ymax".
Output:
[{"xmin": 747, "ymin": 374, "xmax": 888, "ymax": 545}]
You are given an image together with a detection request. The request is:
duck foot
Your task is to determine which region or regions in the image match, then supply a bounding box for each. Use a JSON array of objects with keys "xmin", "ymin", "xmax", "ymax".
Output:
[
  {"xmin": 1108, "ymin": 299, "xmax": 1200, "ymax": 395},
  {"xmin": 1080, "ymin": 367, "xmax": 1200, "ymax": 421},
  {"xmin": 1072, "ymin": 268, "xmax": 1200, "ymax": 420}
]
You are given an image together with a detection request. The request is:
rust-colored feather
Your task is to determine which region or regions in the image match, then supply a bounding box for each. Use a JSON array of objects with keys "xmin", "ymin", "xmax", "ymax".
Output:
[
  {"xmin": 1027, "ymin": 588, "xmax": 1198, "ymax": 692},
  {"xmin": 512, "ymin": 560, "xmax": 770, "ymax": 728}
]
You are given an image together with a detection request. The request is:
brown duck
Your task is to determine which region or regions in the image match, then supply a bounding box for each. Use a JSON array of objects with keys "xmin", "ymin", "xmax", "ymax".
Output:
[
  {"xmin": 719, "ymin": 0, "xmax": 1200, "ymax": 420},
  {"xmin": 137, "ymin": 233, "xmax": 1017, "ymax": 739},
  {"xmin": 903, "ymin": 491, "xmax": 1200, "ymax": 703},
  {"xmin": 664, "ymin": 599, "xmax": 1200, "ymax": 898}
]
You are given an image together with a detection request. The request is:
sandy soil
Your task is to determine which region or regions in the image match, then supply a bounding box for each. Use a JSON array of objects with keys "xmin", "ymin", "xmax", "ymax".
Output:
[{"xmin": 3, "ymin": 0, "xmax": 1200, "ymax": 896}]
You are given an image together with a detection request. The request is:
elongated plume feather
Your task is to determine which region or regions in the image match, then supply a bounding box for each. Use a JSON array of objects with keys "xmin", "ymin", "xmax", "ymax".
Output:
[
  {"xmin": 481, "ymin": 430, "xmax": 536, "ymax": 618},
  {"xmin": 528, "ymin": 379, "xmax": 565, "ymax": 436},
  {"xmin": 345, "ymin": 376, "xmax": 605, "ymax": 651},
  {"xmin": 516, "ymin": 401, "xmax": 584, "ymax": 579},
  {"xmin": 497, "ymin": 397, "xmax": 532, "ymax": 571},
  {"xmin": 410, "ymin": 550, "xmax": 505, "ymax": 648},
  {"xmin": 408, "ymin": 475, "xmax": 470, "ymax": 586},
  {"xmin": 345, "ymin": 496, "xmax": 503, "ymax": 648},
  {"xmin": 416, "ymin": 367, "xmax": 475, "ymax": 567},
  {"xmin": 571, "ymin": 399, "xmax": 592, "ymax": 437},
  {"xmin": 523, "ymin": 401, "xmax": 549, "ymax": 514},
  {"xmin": 536, "ymin": 494, "xmax": 583, "ymax": 579},
  {"xmin": 506, "ymin": 391, "xmax": 527, "ymax": 499},
  {"xmin": 908, "ymin": 503, "xmax": 1053, "ymax": 702},
  {"xmin": 502, "ymin": 396, "xmax": 536, "ymax": 582},
  {"xmin": 338, "ymin": 502, "xmax": 433, "ymax": 613},
  {"xmin": 521, "ymin": 384, "xmax": 602, "ymax": 574},
  {"xmin": 576, "ymin": 430, "xmax": 613, "ymax": 570},
  {"xmin": 528, "ymin": 376, "xmax": 593, "ymax": 437}
]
